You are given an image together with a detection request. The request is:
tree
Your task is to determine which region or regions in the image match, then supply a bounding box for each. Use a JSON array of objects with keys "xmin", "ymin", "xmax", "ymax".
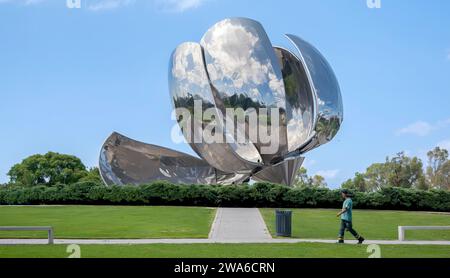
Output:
[
  {"xmin": 385, "ymin": 152, "xmax": 426, "ymax": 189},
  {"xmin": 426, "ymin": 147, "xmax": 449, "ymax": 190},
  {"xmin": 436, "ymin": 161, "xmax": 450, "ymax": 190},
  {"xmin": 293, "ymin": 167, "xmax": 327, "ymax": 188},
  {"xmin": 352, "ymin": 172, "xmax": 368, "ymax": 192},
  {"xmin": 342, "ymin": 172, "xmax": 369, "ymax": 192},
  {"xmin": 364, "ymin": 163, "xmax": 388, "ymax": 191},
  {"xmin": 309, "ymin": 175, "xmax": 327, "ymax": 188},
  {"xmin": 342, "ymin": 152, "xmax": 428, "ymax": 192},
  {"xmin": 8, "ymin": 152, "xmax": 88, "ymax": 186},
  {"xmin": 79, "ymin": 167, "xmax": 103, "ymax": 184},
  {"xmin": 293, "ymin": 167, "xmax": 309, "ymax": 187},
  {"xmin": 341, "ymin": 178, "xmax": 354, "ymax": 190}
]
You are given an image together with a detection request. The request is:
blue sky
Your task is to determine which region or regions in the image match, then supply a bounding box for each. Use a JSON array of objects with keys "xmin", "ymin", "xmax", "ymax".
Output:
[{"xmin": 1, "ymin": 0, "xmax": 449, "ymax": 187}]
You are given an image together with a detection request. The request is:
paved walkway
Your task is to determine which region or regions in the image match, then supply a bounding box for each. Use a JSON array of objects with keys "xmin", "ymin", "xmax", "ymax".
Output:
[
  {"xmin": 1, "ymin": 208, "xmax": 449, "ymax": 246},
  {"xmin": 209, "ymin": 208, "xmax": 272, "ymax": 240}
]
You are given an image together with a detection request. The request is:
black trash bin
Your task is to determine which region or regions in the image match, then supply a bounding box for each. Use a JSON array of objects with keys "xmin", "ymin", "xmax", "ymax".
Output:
[{"xmin": 275, "ymin": 210, "xmax": 292, "ymax": 237}]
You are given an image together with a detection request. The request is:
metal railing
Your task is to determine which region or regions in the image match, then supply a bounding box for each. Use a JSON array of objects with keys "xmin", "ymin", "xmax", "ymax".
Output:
[
  {"xmin": 398, "ymin": 226, "xmax": 450, "ymax": 241},
  {"xmin": 0, "ymin": 226, "xmax": 54, "ymax": 244}
]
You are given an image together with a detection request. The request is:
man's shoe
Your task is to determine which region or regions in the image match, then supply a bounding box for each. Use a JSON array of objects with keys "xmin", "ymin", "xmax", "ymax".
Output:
[
  {"xmin": 357, "ymin": 237, "xmax": 365, "ymax": 244},
  {"xmin": 337, "ymin": 239, "xmax": 344, "ymax": 244}
]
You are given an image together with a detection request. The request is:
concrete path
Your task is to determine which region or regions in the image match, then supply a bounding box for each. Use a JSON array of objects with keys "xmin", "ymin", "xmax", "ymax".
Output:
[
  {"xmin": 1, "ymin": 238, "xmax": 450, "ymax": 245},
  {"xmin": 208, "ymin": 208, "xmax": 272, "ymax": 240}
]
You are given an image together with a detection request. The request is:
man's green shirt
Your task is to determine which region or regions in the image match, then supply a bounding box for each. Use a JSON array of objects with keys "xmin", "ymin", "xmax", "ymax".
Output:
[{"xmin": 341, "ymin": 198, "xmax": 353, "ymax": 222}]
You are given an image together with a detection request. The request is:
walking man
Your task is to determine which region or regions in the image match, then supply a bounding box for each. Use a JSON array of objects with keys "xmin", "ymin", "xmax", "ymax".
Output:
[{"xmin": 337, "ymin": 189, "xmax": 365, "ymax": 244}]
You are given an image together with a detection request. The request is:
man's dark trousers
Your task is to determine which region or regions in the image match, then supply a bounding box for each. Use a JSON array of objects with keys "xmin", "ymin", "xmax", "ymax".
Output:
[{"xmin": 338, "ymin": 220, "xmax": 360, "ymax": 239}]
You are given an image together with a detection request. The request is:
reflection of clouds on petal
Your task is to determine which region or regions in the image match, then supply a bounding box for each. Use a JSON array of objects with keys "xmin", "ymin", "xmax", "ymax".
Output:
[
  {"xmin": 171, "ymin": 42, "xmax": 210, "ymax": 99},
  {"xmin": 200, "ymin": 18, "xmax": 288, "ymax": 162},
  {"xmin": 316, "ymin": 98, "xmax": 325, "ymax": 106},
  {"xmin": 250, "ymin": 88, "xmax": 260, "ymax": 101},
  {"xmin": 169, "ymin": 41, "xmax": 263, "ymax": 171},
  {"xmin": 200, "ymin": 18, "xmax": 285, "ymax": 109},
  {"xmin": 268, "ymin": 72, "xmax": 285, "ymax": 108},
  {"xmin": 201, "ymin": 19, "xmax": 262, "ymax": 89},
  {"xmin": 172, "ymin": 43, "xmax": 205, "ymax": 83},
  {"xmin": 286, "ymin": 108, "xmax": 312, "ymax": 150},
  {"xmin": 159, "ymin": 168, "xmax": 172, "ymax": 178}
]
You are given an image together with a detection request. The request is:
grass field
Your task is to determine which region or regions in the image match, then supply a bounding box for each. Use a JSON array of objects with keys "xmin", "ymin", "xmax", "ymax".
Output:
[
  {"xmin": 0, "ymin": 206, "xmax": 216, "ymax": 239},
  {"xmin": 260, "ymin": 209, "xmax": 450, "ymax": 240},
  {"xmin": 1, "ymin": 206, "xmax": 449, "ymax": 258},
  {"xmin": 0, "ymin": 243, "xmax": 449, "ymax": 258}
]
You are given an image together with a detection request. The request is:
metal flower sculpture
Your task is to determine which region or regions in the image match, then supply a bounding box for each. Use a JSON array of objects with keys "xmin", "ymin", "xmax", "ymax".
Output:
[{"xmin": 99, "ymin": 18, "xmax": 343, "ymax": 187}]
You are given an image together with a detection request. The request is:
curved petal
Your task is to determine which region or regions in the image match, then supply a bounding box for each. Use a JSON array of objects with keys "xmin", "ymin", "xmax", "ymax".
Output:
[
  {"xmin": 99, "ymin": 132, "xmax": 217, "ymax": 185},
  {"xmin": 216, "ymin": 171, "xmax": 250, "ymax": 185},
  {"xmin": 285, "ymin": 34, "xmax": 343, "ymax": 153},
  {"xmin": 253, "ymin": 156, "xmax": 304, "ymax": 186},
  {"xmin": 200, "ymin": 17, "xmax": 288, "ymax": 164},
  {"xmin": 168, "ymin": 42, "xmax": 262, "ymax": 173},
  {"xmin": 274, "ymin": 47, "xmax": 315, "ymax": 152}
]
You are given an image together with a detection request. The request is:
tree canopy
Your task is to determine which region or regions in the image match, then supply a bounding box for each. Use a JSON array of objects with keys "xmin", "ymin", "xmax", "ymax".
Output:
[
  {"xmin": 293, "ymin": 167, "xmax": 327, "ymax": 188},
  {"xmin": 7, "ymin": 152, "xmax": 96, "ymax": 186},
  {"xmin": 4, "ymin": 147, "xmax": 449, "ymax": 192},
  {"xmin": 342, "ymin": 148, "xmax": 449, "ymax": 192},
  {"xmin": 427, "ymin": 147, "xmax": 450, "ymax": 190}
]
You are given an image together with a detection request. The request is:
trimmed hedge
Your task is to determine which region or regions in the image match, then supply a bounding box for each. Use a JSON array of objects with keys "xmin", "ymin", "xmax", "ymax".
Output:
[{"xmin": 0, "ymin": 181, "xmax": 449, "ymax": 212}]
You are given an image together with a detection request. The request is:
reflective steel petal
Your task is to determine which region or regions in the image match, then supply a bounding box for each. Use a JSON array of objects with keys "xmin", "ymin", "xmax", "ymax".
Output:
[
  {"xmin": 285, "ymin": 34, "xmax": 343, "ymax": 153},
  {"xmin": 200, "ymin": 17, "xmax": 289, "ymax": 164},
  {"xmin": 274, "ymin": 47, "xmax": 315, "ymax": 152},
  {"xmin": 99, "ymin": 132, "xmax": 218, "ymax": 185},
  {"xmin": 253, "ymin": 156, "xmax": 304, "ymax": 186},
  {"xmin": 215, "ymin": 170, "xmax": 250, "ymax": 185},
  {"xmin": 168, "ymin": 42, "xmax": 263, "ymax": 174},
  {"xmin": 99, "ymin": 18, "xmax": 343, "ymax": 188}
]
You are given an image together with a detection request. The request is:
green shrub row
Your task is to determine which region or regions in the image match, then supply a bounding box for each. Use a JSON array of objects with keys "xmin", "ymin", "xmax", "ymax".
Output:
[{"xmin": 0, "ymin": 181, "xmax": 449, "ymax": 211}]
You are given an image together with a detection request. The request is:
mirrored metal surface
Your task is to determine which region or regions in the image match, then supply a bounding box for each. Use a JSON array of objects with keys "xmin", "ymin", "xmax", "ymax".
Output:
[
  {"xmin": 215, "ymin": 170, "xmax": 250, "ymax": 185},
  {"xmin": 100, "ymin": 132, "xmax": 251, "ymax": 186},
  {"xmin": 200, "ymin": 18, "xmax": 288, "ymax": 164},
  {"xmin": 274, "ymin": 47, "xmax": 315, "ymax": 152},
  {"xmin": 169, "ymin": 42, "xmax": 262, "ymax": 174},
  {"xmin": 99, "ymin": 18, "xmax": 343, "ymax": 188},
  {"xmin": 285, "ymin": 34, "xmax": 343, "ymax": 153},
  {"xmin": 253, "ymin": 156, "xmax": 304, "ymax": 186},
  {"xmin": 99, "ymin": 132, "xmax": 218, "ymax": 185}
]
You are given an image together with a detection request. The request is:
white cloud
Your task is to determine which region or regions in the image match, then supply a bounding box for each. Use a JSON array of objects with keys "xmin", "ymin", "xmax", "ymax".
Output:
[
  {"xmin": 396, "ymin": 121, "xmax": 435, "ymax": 137},
  {"xmin": 155, "ymin": 0, "xmax": 206, "ymax": 12},
  {"xmin": 0, "ymin": 0, "xmax": 45, "ymax": 5},
  {"xmin": 396, "ymin": 118, "xmax": 450, "ymax": 137},
  {"xmin": 25, "ymin": 0, "xmax": 44, "ymax": 4},
  {"xmin": 87, "ymin": 0, "xmax": 134, "ymax": 11},
  {"xmin": 0, "ymin": 0, "xmax": 207, "ymax": 12},
  {"xmin": 315, "ymin": 169, "xmax": 340, "ymax": 179}
]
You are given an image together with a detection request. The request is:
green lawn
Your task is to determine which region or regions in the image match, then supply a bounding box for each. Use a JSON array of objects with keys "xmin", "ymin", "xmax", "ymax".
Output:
[
  {"xmin": 0, "ymin": 243, "xmax": 449, "ymax": 258},
  {"xmin": 0, "ymin": 206, "xmax": 216, "ymax": 239},
  {"xmin": 260, "ymin": 209, "xmax": 450, "ymax": 240},
  {"xmin": 1, "ymin": 206, "xmax": 449, "ymax": 241}
]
